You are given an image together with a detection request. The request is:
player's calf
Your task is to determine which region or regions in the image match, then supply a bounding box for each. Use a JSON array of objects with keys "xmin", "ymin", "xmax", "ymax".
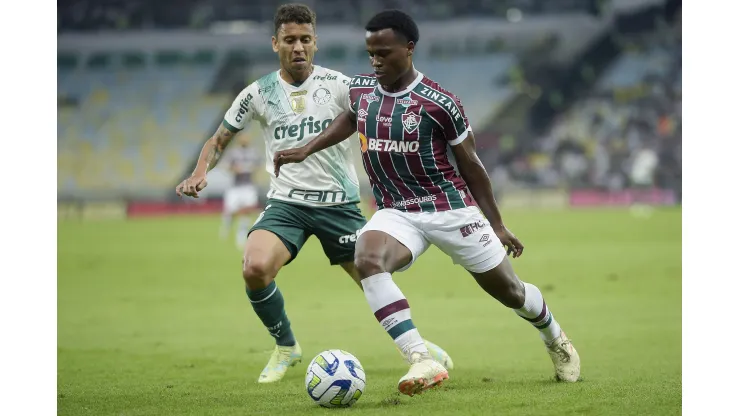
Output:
[
  {"xmin": 242, "ymin": 230, "xmax": 299, "ymax": 382},
  {"xmin": 470, "ymin": 257, "xmax": 580, "ymax": 382},
  {"xmin": 471, "ymin": 263, "xmax": 525, "ymax": 309}
]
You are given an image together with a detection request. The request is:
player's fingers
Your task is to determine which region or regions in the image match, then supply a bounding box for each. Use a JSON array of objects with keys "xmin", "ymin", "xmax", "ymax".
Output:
[
  {"xmin": 502, "ymin": 240, "xmax": 513, "ymax": 256},
  {"xmin": 273, "ymin": 154, "xmax": 282, "ymax": 177},
  {"xmin": 186, "ymin": 184, "xmax": 196, "ymax": 196},
  {"xmin": 512, "ymin": 237, "xmax": 524, "ymax": 258}
]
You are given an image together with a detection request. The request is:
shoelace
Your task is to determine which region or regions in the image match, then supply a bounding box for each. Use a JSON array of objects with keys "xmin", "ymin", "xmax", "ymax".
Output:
[
  {"xmin": 408, "ymin": 351, "xmax": 432, "ymax": 364},
  {"xmin": 549, "ymin": 341, "xmax": 572, "ymax": 363},
  {"xmin": 267, "ymin": 348, "xmax": 294, "ymax": 368}
]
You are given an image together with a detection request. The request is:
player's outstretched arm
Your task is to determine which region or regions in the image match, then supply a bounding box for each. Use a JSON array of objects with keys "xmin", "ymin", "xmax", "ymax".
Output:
[
  {"xmin": 451, "ymin": 132, "xmax": 524, "ymax": 258},
  {"xmin": 176, "ymin": 124, "xmax": 236, "ymax": 198},
  {"xmin": 273, "ymin": 110, "xmax": 356, "ymax": 177}
]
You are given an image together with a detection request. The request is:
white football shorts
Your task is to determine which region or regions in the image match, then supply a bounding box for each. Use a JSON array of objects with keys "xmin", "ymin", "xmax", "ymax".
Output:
[
  {"xmin": 359, "ymin": 206, "xmax": 507, "ymax": 273},
  {"xmin": 223, "ymin": 185, "xmax": 259, "ymax": 214}
]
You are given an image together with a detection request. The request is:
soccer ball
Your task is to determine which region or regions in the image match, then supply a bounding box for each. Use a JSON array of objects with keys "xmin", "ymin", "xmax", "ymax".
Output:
[{"xmin": 305, "ymin": 349, "xmax": 366, "ymax": 408}]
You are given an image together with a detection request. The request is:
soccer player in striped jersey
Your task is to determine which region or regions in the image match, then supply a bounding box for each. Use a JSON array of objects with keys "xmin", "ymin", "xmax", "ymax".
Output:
[
  {"xmin": 274, "ymin": 10, "xmax": 581, "ymax": 396},
  {"xmin": 175, "ymin": 4, "xmax": 452, "ymax": 384},
  {"xmin": 219, "ymin": 134, "xmax": 263, "ymax": 248}
]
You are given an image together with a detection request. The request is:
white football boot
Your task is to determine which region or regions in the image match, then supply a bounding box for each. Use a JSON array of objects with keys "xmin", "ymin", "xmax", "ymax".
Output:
[
  {"xmin": 397, "ymin": 351, "xmax": 449, "ymax": 396},
  {"xmin": 257, "ymin": 342, "xmax": 302, "ymax": 383},
  {"xmin": 545, "ymin": 331, "xmax": 580, "ymax": 382},
  {"xmin": 397, "ymin": 339, "xmax": 454, "ymax": 370}
]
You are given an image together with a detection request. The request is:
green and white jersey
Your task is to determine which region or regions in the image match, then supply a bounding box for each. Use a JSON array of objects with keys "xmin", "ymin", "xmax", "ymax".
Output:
[{"xmin": 222, "ymin": 65, "xmax": 360, "ymax": 206}]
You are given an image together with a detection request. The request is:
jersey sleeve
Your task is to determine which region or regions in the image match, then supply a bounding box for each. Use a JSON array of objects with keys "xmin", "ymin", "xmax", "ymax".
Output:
[
  {"xmin": 223, "ymin": 83, "xmax": 259, "ymax": 133},
  {"xmin": 347, "ymin": 75, "xmax": 364, "ymax": 114},
  {"xmin": 336, "ymin": 73, "xmax": 352, "ymax": 112},
  {"xmin": 435, "ymin": 93, "xmax": 471, "ymax": 146}
]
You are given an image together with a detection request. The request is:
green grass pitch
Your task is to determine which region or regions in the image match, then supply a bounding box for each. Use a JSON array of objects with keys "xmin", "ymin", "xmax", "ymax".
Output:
[{"xmin": 58, "ymin": 208, "xmax": 681, "ymax": 415}]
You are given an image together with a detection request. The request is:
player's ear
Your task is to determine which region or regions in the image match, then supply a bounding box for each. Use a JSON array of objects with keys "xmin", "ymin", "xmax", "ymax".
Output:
[
  {"xmin": 272, "ymin": 35, "xmax": 279, "ymax": 53},
  {"xmin": 407, "ymin": 41, "xmax": 415, "ymax": 57},
  {"xmin": 314, "ymin": 35, "xmax": 319, "ymax": 53}
]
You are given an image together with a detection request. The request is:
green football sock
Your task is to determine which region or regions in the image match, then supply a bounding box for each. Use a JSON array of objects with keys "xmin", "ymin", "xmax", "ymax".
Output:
[{"xmin": 246, "ymin": 281, "xmax": 296, "ymax": 346}]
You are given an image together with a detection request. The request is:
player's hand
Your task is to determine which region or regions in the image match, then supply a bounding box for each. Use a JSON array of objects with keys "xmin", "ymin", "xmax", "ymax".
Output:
[
  {"xmin": 494, "ymin": 225, "xmax": 524, "ymax": 258},
  {"xmin": 273, "ymin": 147, "xmax": 308, "ymax": 178},
  {"xmin": 175, "ymin": 174, "xmax": 208, "ymax": 198}
]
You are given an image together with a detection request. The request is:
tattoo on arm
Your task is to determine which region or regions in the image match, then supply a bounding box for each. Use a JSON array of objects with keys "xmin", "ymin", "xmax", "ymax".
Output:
[{"xmin": 205, "ymin": 126, "xmax": 235, "ymax": 172}]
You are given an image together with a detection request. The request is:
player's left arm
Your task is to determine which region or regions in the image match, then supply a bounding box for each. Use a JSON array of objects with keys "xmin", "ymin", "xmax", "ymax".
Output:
[
  {"xmin": 439, "ymin": 91, "xmax": 523, "ymax": 257},
  {"xmin": 451, "ymin": 133, "xmax": 524, "ymax": 258}
]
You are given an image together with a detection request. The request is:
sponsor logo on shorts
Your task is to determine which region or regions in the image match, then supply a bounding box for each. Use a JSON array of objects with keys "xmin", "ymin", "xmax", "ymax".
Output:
[
  {"xmin": 460, "ymin": 220, "xmax": 486, "ymax": 238},
  {"xmin": 391, "ymin": 195, "xmax": 437, "ymax": 208},
  {"xmin": 479, "ymin": 234, "xmax": 493, "ymax": 247},
  {"xmin": 338, "ymin": 230, "xmax": 360, "ymax": 244}
]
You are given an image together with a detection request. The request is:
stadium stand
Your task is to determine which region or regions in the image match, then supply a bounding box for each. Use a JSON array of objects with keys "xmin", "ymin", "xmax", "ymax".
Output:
[{"xmin": 492, "ymin": 14, "xmax": 681, "ymax": 195}]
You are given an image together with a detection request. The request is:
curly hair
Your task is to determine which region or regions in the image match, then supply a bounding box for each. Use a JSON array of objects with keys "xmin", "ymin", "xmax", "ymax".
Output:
[
  {"xmin": 365, "ymin": 9, "xmax": 419, "ymax": 44},
  {"xmin": 274, "ymin": 3, "xmax": 317, "ymax": 35}
]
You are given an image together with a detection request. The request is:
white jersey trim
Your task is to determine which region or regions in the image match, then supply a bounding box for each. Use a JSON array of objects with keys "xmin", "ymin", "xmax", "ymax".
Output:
[
  {"xmin": 377, "ymin": 70, "xmax": 425, "ymax": 97},
  {"xmin": 448, "ymin": 126, "xmax": 472, "ymax": 146}
]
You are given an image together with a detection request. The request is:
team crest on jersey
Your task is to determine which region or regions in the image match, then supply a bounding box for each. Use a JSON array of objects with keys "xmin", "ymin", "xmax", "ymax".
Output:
[
  {"xmin": 402, "ymin": 113, "xmax": 422, "ymax": 133},
  {"xmin": 290, "ymin": 90, "xmax": 308, "ymax": 113},
  {"xmin": 313, "ymin": 88, "xmax": 332, "ymax": 105},
  {"xmin": 358, "ymin": 132, "xmax": 369, "ymax": 153}
]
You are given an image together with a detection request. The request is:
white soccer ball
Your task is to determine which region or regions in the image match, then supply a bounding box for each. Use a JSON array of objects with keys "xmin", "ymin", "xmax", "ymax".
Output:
[{"xmin": 305, "ymin": 349, "xmax": 366, "ymax": 408}]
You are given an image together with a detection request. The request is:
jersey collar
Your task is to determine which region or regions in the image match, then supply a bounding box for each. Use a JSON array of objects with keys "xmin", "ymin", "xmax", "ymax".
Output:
[{"xmin": 377, "ymin": 69, "xmax": 424, "ymax": 97}]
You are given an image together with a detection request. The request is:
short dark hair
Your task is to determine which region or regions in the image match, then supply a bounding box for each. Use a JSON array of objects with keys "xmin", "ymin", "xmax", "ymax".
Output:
[
  {"xmin": 273, "ymin": 3, "xmax": 316, "ymax": 35},
  {"xmin": 365, "ymin": 10, "xmax": 419, "ymax": 44}
]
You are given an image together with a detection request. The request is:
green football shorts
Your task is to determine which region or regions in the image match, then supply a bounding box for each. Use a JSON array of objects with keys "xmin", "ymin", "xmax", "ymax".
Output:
[{"xmin": 249, "ymin": 199, "xmax": 367, "ymax": 265}]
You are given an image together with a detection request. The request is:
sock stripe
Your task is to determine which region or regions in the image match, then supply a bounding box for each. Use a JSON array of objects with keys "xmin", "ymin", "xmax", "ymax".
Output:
[
  {"xmin": 374, "ymin": 299, "xmax": 410, "ymax": 321},
  {"xmin": 520, "ymin": 299, "xmax": 548, "ymax": 323},
  {"xmin": 248, "ymin": 285, "xmax": 278, "ymax": 304},
  {"xmin": 387, "ymin": 319, "xmax": 415, "ymax": 339},
  {"xmin": 534, "ymin": 313, "xmax": 553, "ymax": 329}
]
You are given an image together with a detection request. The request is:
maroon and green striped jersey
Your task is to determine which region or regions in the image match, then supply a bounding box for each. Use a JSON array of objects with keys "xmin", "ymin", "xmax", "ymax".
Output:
[{"xmin": 348, "ymin": 71, "xmax": 475, "ymax": 213}]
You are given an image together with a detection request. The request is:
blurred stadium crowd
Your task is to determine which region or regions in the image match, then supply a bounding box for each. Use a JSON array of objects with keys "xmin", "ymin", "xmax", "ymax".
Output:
[
  {"xmin": 58, "ymin": 0, "xmax": 608, "ymax": 31},
  {"xmin": 57, "ymin": 0, "xmax": 681, "ymax": 215},
  {"xmin": 492, "ymin": 18, "xmax": 681, "ymax": 194}
]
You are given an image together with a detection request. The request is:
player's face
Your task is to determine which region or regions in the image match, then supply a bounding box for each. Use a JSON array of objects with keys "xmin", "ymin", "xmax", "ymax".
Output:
[
  {"xmin": 365, "ymin": 29, "xmax": 413, "ymax": 87},
  {"xmin": 272, "ymin": 23, "xmax": 317, "ymax": 80}
]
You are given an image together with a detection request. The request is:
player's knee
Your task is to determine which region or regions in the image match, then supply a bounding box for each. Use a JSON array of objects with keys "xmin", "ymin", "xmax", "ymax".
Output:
[
  {"xmin": 354, "ymin": 252, "xmax": 385, "ymax": 278},
  {"xmin": 242, "ymin": 256, "xmax": 278, "ymax": 286}
]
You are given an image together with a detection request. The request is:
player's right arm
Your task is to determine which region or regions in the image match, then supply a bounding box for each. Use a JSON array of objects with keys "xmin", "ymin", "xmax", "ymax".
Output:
[
  {"xmin": 273, "ymin": 74, "xmax": 358, "ymax": 177},
  {"xmin": 272, "ymin": 110, "xmax": 356, "ymax": 177},
  {"xmin": 176, "ymin": 86, "xmax": 257, "ymax": 198}
]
